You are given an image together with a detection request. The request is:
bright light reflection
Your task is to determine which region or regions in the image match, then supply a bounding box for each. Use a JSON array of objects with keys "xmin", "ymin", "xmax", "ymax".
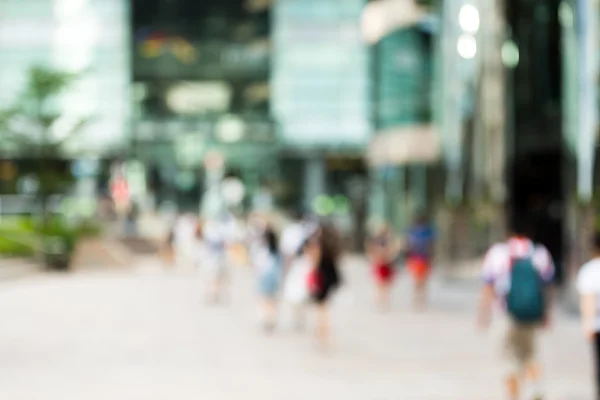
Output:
[
  {"xmin": 217, "ymin": 117, "xmax": 245, "ymax": 143},
  {"xmin": 458, "ymin": 4, "xmax": 480, "ymax": 33},
  {"xmin": 502, "ymin": 40, "xmax": 519, "ymax": 68},
  {"xmin": 559, "ymin": 1, "xmax": 574, "ymax": 28},
  {"xmin": 457, "ymin": 34, "xmax": 477, "ymax": 59}
]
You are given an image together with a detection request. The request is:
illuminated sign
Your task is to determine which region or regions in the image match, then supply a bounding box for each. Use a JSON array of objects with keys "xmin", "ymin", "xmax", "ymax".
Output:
[
  {"xmin": 134, "ymin": 41, "xmax": 269, "ymax": 79},
  {"xmin": 166, "ymin": 82, "xmax": 232, "ymax": 114}
]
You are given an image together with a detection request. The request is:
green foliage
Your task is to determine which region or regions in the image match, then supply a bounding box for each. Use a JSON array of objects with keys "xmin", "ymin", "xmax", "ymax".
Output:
[
  {"xmin": 0, "ymin": 231, "xmax": 36, "ymax": 257},
  {"xmin": 0, "ymin": 66, "xmax": 96, "ymax": 268},
  {"xmin": 0, "ymin": 238, "xmax": 35, "ymax": 257},
  {"xmin": 1, "ymin": 66, "xmax": 89, "ymax": 155},
  {"xmin": 0, "ymin": 217, "xmax": 37, "ymax": 257},
  {"xmin": 0, "ymin": 216, "xmax": 103, "ymax": 268},
  {"xmin": 415, "ymin": 0, "xmax": 435, "ymax": 8},
  {"xmin": 27, "ymin": 67, "xmax": 75, "ymax": 102},
  {"xmin": 0, "ymin": 65, "xmax": 91, "ymax": 227}
]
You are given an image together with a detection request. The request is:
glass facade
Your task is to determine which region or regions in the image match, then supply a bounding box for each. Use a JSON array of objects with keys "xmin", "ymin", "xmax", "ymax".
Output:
[
  {"xmin": 0, "ymin": 0, "xmax": 131, "ymax": 155},
  {"xmin": 131, "ymin": 0, "xmax": 274, "ymax": 210},
  {"xmin": 376, "ymin": 27, "xmax": 433, "ymax": 129},
  {"xmin": 272, "ymin": 0, "xmax": 370, "ymax": 148},
  {"xmin": 0, "ymin": 0, "xmax": 54, "ymax": 106},
  {"xmin": 53, "ymin": 0, "xmax": 131, "ymax": 154}
]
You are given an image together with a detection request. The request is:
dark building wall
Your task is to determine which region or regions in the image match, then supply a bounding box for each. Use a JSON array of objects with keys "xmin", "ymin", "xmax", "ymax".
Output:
[
  {"xmin": 506, "ymin": 0, "xmax": 565, "ymax": 282},
  {"xmin": 132, "ymin": 0, "xmax": 270, "ymax": 117}
]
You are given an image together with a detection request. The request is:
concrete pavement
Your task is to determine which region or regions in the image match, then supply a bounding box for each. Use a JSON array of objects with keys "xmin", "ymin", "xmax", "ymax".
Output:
[
  {"xmin": 0, "ymin": 257, "xmax": 41, "ymax": 280},
  {"xmin": 0, "ymin": 256, "xmax": 593, "ymax": 400}
]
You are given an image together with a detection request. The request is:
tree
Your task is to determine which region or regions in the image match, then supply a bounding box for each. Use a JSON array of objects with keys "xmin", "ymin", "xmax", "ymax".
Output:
[{"xmin": 0, "ymin": 66, "xmax": 90, "ymax": 220}]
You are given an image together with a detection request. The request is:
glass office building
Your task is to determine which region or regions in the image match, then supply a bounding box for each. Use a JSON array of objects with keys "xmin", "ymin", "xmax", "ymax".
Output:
[
  {"xmin": 272, "ymin": 0, "xmax": 370, "ymax": 149},
  {"xmin": 272, "ymin": 0, "xmax": 370, "ymax": 216},
  {"xmin": 131, "ymin": 0, "xmax": 273, "ymax": 210},
  {"xmin": 0, "ymin": 0, "xmax": 131, "ymax": 155}
]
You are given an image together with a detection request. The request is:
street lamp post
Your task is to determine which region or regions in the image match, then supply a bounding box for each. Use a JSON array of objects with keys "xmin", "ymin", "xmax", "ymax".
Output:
[{"xmin": 441, "ymin": 0, "xmax": 480, "ymax": 203}]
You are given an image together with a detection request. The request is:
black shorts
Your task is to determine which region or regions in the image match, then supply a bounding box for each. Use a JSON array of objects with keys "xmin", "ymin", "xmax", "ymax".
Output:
[
  {"xmin": 594, "ymin": 333, "xmax": 600, "ymax": 398},
  {"xmin": 311, "ymin": 285, "xmax": 334, "ymax": 305}
]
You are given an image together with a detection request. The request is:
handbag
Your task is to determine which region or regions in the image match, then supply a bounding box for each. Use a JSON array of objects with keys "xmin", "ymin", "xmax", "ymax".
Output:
[
  {"xmin": 283, "ymin": 258, "xmax": 312, "ymax": 304},
  {"xmin": 307, "ymin": 269, "xmax": 321, "ymax": 294}
]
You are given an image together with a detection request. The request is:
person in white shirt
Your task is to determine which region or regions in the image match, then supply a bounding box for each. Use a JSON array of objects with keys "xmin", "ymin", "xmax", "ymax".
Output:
[
  {"xmin": 202, "ymin": 216, "xmax": 230, "ymax": 304},
  {"xmin": 280, "ymin": 211, "xmax": 317, "ymax": 331},
  {"xmin": 477, "ymin": 222, "xmax": 554, "ymax": 400},
  {"xmin": 173, "ymin": 213, "xmax": 199, "ymax": 271},
  {"xmin": 280, "ymin": 212, "xmax": 310, "ymax": 266},
  {"xmin": 576, "ymin": 232, "xmax": 600, "ymax": 398}
]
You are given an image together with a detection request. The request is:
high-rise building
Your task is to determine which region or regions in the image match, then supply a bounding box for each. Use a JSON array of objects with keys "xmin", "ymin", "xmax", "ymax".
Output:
[
  {"xmin": 0, "ymin": 0, "xmax": 131, "ymax": 155},
  {"xmin": 131, "ymin": 0, "xmax": 273, "ymax": 210},
  {"xmin": 360, "ymin": 0, "xmax": 438, "ymax": 230},
  {"xmin": 272, "ymin": 0, "xmax": 371, "ymax": 215}
]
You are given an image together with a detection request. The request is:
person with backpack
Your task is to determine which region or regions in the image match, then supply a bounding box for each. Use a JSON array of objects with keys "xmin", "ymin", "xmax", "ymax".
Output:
[
  {"xmin": 477, "ymin": 221, "xmax": 554, "ymax": 400},
  {"xmin": 576, "ymin": 232, "xmax": 600, "ymax": 398}
]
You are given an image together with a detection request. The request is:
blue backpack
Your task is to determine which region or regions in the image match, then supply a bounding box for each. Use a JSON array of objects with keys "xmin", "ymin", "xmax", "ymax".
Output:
[{"xmin": 506, "ymin": 250, "xmax": 546, "ymax": 324}]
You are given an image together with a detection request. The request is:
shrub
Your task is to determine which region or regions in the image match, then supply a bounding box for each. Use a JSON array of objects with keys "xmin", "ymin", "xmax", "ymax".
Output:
[{"xmin": 0, "ymin": 216, "xmax": 103, "ymax": 269}]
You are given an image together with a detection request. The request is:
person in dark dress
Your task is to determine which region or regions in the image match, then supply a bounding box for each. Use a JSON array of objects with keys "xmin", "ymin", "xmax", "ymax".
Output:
[{"xmin": 307, "ymin": 223, "xmax": 342, "ymax": 349}]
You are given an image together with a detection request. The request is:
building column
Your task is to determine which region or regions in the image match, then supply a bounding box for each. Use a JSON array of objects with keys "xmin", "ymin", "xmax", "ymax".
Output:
[
  {"xmin": 303, "ymin": 156, "xmax": 326, "ymax": 213},
  {"xmin": 411, "ymin": 165, "xmax": 427, "ymax": 213},
  {"xmin": 367, "ymin": 167, "xmax": 387, "ymax": 228},
  {"xmin": 576, "ymin": 0, "xmax": 598, "ymax": 202},
  {"xmin": 479, "ymin": 0, "xmax": 507, "ymax": 243},
  {"xmin": 390, "ymin": 166, "xmax": 407, "ymax": 231},
  {"xmin": 563, "ymin": 0, "xmax": 598, "ymax": 298}
]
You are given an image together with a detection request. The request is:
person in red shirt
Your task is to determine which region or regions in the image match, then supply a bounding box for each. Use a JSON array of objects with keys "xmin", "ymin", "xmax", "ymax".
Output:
[{"xmin": 366, "ymin": 224, "xmax": 399, "ymax": 312}]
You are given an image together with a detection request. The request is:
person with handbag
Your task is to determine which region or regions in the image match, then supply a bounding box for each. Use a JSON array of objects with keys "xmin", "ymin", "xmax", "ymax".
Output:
[
  {"xmin": 282, "ymin": 238, "xmax": 313, "ymax": 331},
  {"xmin": 307, "ymin": 224, "xmax": 342, "ymax": 349}
]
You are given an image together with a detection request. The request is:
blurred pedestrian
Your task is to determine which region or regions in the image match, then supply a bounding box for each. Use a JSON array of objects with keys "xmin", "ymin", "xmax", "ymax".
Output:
[
  {"xmin": 576, "ymin": 232, "xmax": 600, "ymax": 398},
  {"xmin": 226, "ymin": 212, "xmax": 250, "ymax": 268},
  {"xmin": 161, "ymin": 221, "xmax": 176, "ymax": 268},
  {"xmin": 251, "ymin": 225, "xmax": 282, "ymax": 332},
  {"xmin": 173, "ymin": 212, "xmax": 198, "ymax": 271},
  {"xmin": 366, "ymin": 224, "xmax": 398, "ymax": 311},
  {"xmin": 282, "ymin": 238, "xmax": 313, "ymax": 332},
  {"xmin": 281, "ymin": 212, "xmax": 316, "ymax": 331},
  {"xmin": 202, "ymin": 215, "xmax": 231, "ymax": 304},
  {"xmin": 477, "ymin": 220, "xmax": 554, "ymax": 400},
  {"xmin": 308, "ymin": 223, "xmax": 342, "ymax": 349},
  {"xmin": 280, "ymin": 210, "xmax": 312, "ymax": 270},
  {"xmin": 405, "ymin": 214, "xmax": 435, "ymax": 310},
  {"xmin": 192, "ymin": 218, "xmax": 207, "ymax": 272},
  {"xmin": 124, "ymin": 201, "xmax": 140, "ymax": 236}
]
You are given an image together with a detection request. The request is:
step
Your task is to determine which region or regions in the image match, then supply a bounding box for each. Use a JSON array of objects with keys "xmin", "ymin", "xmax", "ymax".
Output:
[
  {"xmin": 71, "ymin": 238, "xmax": 134, "ymax": 270},
  {"xmin": 118, "ymin": 237, "xmax": 160, "ymax": 255},
  {"xmin": 0, "ymin": 258, "xmax": 40, "ymax": 280}
]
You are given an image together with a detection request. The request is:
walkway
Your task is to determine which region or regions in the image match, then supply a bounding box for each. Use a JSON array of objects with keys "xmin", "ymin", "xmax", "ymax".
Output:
[{"xmin": 0, "ymin": 257, "xmax": 592, "ymax": 399}]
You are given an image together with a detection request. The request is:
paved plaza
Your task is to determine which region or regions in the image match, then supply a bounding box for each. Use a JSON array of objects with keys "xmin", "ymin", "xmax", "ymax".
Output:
[{"xmin": 0, "ymin": 257, "xmax": 594, "ymax": 400}]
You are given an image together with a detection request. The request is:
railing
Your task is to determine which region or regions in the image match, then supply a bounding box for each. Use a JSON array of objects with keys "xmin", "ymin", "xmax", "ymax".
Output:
[{"xmin": 0, "ymin": 195, "xmax": 64, "ymax": 216}]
